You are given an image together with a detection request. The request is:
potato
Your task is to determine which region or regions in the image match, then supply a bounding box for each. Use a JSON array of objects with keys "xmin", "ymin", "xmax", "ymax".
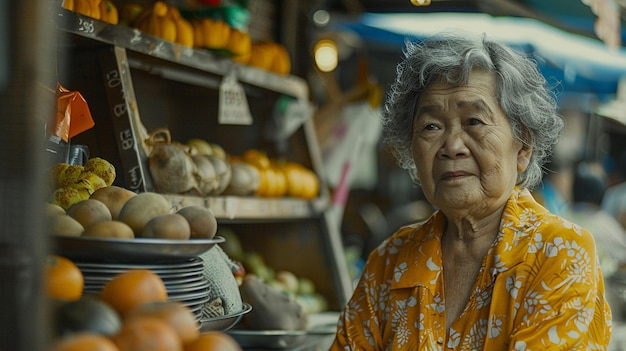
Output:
[
  {"xmin": 176, "ymin": 205, "xmax": 218, "ymax": 239},
  {"xmin": 90, "ymin": 186, "xmax": 136, "ymax": 220},
  {"xmin": 82, "ymin": 220, "xmax": 134, "ymax": 239},
  {"xmin": 67, "ymin": 199, "xmax": 112, "ymax": 228},
  {"xmin": 118, "ymin": 192, "xmax": 172, "ymax": 236},
  {"xmin": 51, "ymin": 215, "xmax": 84, "ymax": 237},
  {"xmin": 142, "ymin": 213, "xmax": 191, "ymax": 240}
]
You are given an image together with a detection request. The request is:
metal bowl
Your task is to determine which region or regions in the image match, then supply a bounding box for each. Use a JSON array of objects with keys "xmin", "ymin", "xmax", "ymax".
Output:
[{"xmin": 200, "ymin": 303, "xmax": 252, "ymax": 332}]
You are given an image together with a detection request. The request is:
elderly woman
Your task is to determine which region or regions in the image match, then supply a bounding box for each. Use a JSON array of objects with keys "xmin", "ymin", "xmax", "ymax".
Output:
[{"xmin": 329, "ymin": 31, "xmax": 612, "ymax": 350}]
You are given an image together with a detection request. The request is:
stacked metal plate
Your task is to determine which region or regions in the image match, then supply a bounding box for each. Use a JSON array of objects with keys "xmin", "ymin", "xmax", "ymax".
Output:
[{"xmin": 77, "ymin": 257, "xmax": 210, "ymax": 321}]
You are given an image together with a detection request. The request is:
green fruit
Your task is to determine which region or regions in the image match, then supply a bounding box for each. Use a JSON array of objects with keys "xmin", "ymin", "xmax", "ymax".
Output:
[
  {"xmin": 84, "ymin": 157, "xmax": 116, "ymax": 186},
  {"xmin": 57, "ymin": 165, "xmax": 84, "ymax": 188},
  {"xmin": 76, "ymin": 171, "xmax": 107, "ymax": 194},
  {"xmin": 218, "ymin": 227, "xmax": 244, "ymax": 260},
  {"xmin": 53, "ymin": 186, "xmax": 90, "ymax": 210},
  {"xmin": 50, "ymin": 163, "xmax": 70, "ymax": 188},
  {"xmin": 297, "ymin": 277, "xmax": 316, "ymax": 295}
]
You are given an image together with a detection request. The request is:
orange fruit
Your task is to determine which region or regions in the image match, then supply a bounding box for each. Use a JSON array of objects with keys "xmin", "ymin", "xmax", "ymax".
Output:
[
  {"xmin": 301, "ymin": 169, "xmax": 320, "ymax": 200},
  {"xmin": 111, "ymin": 316, "xmax": 182, "ymax": 351},
  {"xmin": 184, "ymin": 331, "xmax": 242, "ymax": 351},
  {"xmin": 46, "ymin": 255, "xmax": 84, "ymax": 301},
  {"xmin": 242, "ymin": 149, "xmax": 271, "ymax": 169},
  {"xmin": 261, "ymin": 168, "xmax": 280, "ymax": 197},
  {"xmin": 49, "ymin": 332, "xmax": 120, "ymax": 351},
  {"xmin": 99, "ymin": 269, "xmax": 168, "ymax": 317},
  {"xmin": 282, "ymin": 162, "xmax": 306, "ymax": 198},
  {"xmin": 125, "ymin": 301, "xmax": 199, "ymax": 345},
  {"xmin": 270, "ymin": 164, "xmax": 288, "ymax": 198}
]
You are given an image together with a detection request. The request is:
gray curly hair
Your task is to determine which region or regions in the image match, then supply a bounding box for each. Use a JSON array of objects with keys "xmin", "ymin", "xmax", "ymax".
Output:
[{"xmin": 381, "ymin": 31, "xmax": 564, "ymax": 189}]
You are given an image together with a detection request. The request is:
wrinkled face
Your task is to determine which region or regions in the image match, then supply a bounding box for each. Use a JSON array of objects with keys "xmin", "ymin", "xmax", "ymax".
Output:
[{"xmin": 411, "ymin": 70, "xmax": 531, "ymax": 216}]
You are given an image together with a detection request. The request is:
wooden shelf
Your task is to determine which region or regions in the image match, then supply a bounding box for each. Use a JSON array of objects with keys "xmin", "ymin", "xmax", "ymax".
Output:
[{"xmin": 55, "ymin": 7, "xmax": 353, "ymax": 311}]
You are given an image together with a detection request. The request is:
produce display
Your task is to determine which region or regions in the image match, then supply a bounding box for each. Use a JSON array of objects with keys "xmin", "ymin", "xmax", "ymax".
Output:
[
  {"xmin": 48, "ymin": 1, "xmax": 339, "ymax": 344},
  {"xmin": 61, "ymin": 0, "xmax": 119, "ymax": 25},
  {"xmin": 46, "ymin": 258, "xmax": 243, "ymax": 351},
  {"xmin": 238, "ymin": 149, "xmax": 319, "ymax": 199},
  {"xmin": 219, "ymin": 228, "xmax": 329, "ymax": 316},
  {"xmin": 145, "ymin": 130, "xmax": 320, "ymax": 200},
  {"xmin": 133, "ymin": 2, "xmax": 194, "ymax": 47},
  {"xmin": 50, "ymin": 189, "xmax": 218, "ymax": 240},
  {"xmin": 58, "ymin": 0, "xmax": 292, "ymax": 75},
  {"xmin": 47, "ymin": 156, "xmax": 218, "ymax": 240}
]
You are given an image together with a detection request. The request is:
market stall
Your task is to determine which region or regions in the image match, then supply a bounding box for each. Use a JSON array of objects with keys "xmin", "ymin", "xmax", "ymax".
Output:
[{"xmin": 2, "ymin": 0, "xmax": 626, "ymax": 350}]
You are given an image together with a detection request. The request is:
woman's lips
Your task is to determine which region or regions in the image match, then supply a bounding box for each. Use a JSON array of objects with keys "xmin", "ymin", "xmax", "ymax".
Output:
[{"xmin": 440, "ymin": 171, "xmax": 471, "ymax": 180}]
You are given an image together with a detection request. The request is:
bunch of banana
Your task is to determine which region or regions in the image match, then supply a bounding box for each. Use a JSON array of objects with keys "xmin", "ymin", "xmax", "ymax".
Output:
[
  {"xmin": 61, "ymin": 0, "xmax": 119, "ymax": 25},
  {"xmin": 50, "ymin": 158, "xmax": 116, "ymax": 210},
  {"xmin": 134, "ymin": 1, "xmax": 194, "ymax": 47}
]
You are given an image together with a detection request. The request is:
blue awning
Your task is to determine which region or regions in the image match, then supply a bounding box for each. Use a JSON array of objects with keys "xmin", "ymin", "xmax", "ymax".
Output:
[{"xmin": 333, "ymin": 12, "xmax": 626, "ymax": 100}]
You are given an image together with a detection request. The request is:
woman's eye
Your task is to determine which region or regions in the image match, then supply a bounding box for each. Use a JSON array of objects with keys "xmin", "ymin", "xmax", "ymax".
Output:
[
  {"xmin": 468, "ymin": 118, "xmax": 484, "ymax": 126},
  {"xmin": 424, "ymin": 123, "xmax": 440, "ymax": 131}
]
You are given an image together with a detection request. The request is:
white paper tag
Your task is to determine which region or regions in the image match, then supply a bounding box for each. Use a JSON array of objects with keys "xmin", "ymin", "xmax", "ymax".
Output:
[{"xmin": 218, "ymin": 72, "xmax": 253, "ymax": 125}]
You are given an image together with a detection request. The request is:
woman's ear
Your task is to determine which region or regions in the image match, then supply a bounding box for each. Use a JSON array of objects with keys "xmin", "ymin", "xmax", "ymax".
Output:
[{"xmin": 517, "ymin": 145, "xmax": 532, "ymax": 172}]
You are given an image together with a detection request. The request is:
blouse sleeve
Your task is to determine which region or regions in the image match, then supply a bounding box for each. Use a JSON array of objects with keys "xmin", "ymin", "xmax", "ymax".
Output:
[{"xmin": 329, "ymin": 255, "xmax": 389, "ymax": 351}]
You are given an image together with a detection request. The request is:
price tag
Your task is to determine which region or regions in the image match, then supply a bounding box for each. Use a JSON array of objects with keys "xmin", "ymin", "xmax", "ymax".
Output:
[{"xmin": 218, "ymin": 72, "xmax": 253, "ymax": 125}]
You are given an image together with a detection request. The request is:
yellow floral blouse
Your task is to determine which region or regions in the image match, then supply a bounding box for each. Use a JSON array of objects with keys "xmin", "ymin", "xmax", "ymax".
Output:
[{"xmin": 330, "ymin": 187, "xmax": 612, "ymax": 350}]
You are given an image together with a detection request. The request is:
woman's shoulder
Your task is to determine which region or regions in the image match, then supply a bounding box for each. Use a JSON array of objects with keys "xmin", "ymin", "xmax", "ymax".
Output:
[
  {"xmin": 505, "ymin": 188, "xmax": 597, "ymax": 246},
  {"xmin": 516, "ymin": 207, "xmax": 597, "ymax": 253}
]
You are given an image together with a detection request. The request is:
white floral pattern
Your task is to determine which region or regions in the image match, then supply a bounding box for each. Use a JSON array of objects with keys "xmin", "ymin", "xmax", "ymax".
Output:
[{"xmin": 330, "ymin": 187, "xmax": 612, "ymax": 350}]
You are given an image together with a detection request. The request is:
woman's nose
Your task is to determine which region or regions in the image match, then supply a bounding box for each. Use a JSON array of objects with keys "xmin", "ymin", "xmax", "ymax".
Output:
[{"xmin": 438, "ymin": 130, "xmax": 469, "ymax": 159}]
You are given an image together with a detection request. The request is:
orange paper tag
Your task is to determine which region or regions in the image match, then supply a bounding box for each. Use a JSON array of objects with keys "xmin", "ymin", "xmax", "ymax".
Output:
[{"xmin": 54, "ymin": 83, "xmax": 95, "ymax": 142}]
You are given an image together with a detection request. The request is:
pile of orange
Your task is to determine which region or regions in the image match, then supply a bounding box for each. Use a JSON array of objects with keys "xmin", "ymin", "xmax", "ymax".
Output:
[{"xmin": 47, "ymin": 260, "xmax": 242, "ymax": 351}]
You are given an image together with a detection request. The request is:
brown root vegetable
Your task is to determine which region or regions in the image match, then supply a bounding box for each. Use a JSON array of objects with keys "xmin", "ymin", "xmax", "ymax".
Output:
[
  {"xmin": 90, "ymin": 186, "xmax": 137, "ymax": 220},
  {"xmin": 67, "ymin": 199, "xmax": 112, "ymax": 229},
  {"xmin": 118, "ymin": 192, "xmax": 172, "ymax": 236},
  {"xmin": 176, "ymin": 205, "xmax": 217, "ymax": 239},
  {"xmin": 82, "ymin": 220, "xmax": 134, "ymax": 239},
  {"xmin": 142, "ymin": 213, "xmax": 191, "ymax": 240}
]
